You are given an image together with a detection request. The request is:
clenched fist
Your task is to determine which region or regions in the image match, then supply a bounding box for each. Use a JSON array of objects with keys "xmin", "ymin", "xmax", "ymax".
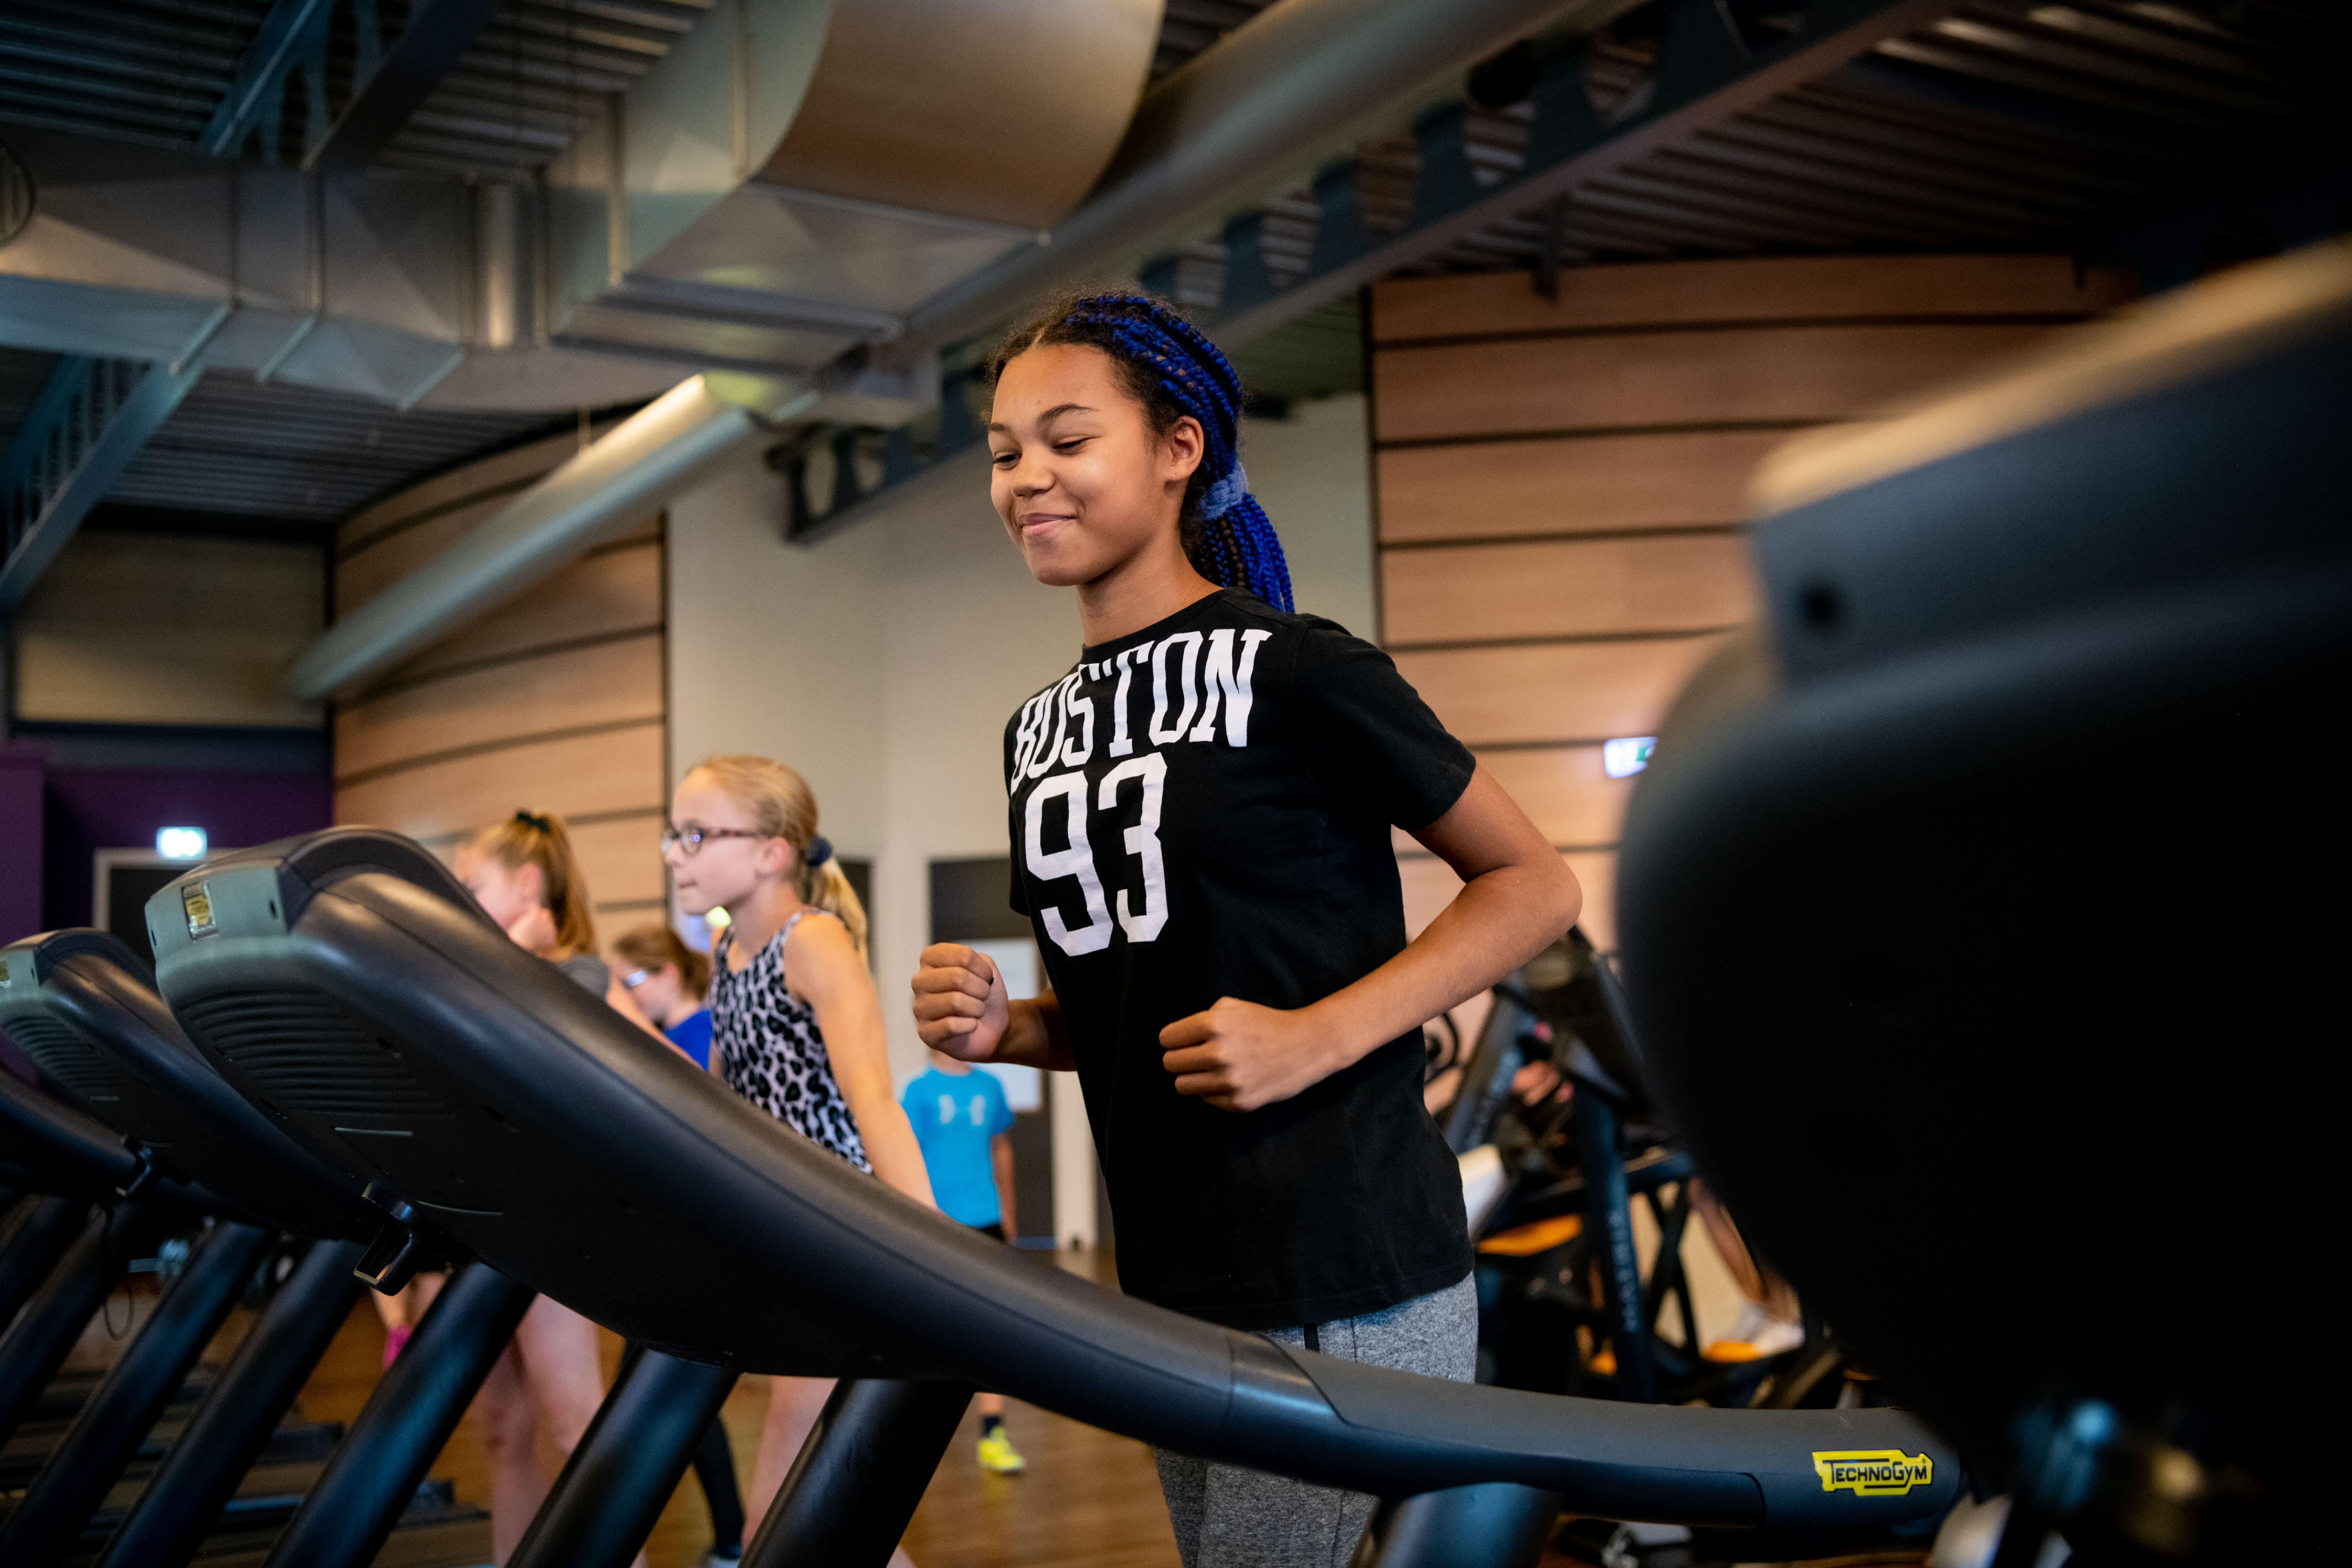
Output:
[
  {"xmin": 910, "ymin": 943, "xmax": 1008, "ymax": 1060},
  {"xmin": 1159, "ymin": 997, "xmax": 1347, "ymax": 1113}
]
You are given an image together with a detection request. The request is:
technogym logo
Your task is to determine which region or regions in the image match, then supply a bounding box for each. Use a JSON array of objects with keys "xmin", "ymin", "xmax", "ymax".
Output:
[{"xmin": 1812, "ymin": 1449, "xmax": 1934, "ymax": 1496}]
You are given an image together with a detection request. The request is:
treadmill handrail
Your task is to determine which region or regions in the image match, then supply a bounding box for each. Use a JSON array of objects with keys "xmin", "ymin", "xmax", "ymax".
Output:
[{"xmin": 152, "ymin": 834, "xmax": 1960, "ymax": 1527}]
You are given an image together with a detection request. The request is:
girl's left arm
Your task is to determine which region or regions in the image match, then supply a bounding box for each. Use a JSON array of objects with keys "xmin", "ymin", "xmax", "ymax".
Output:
[
  {"xmin": 792, "ymin": 920, "xmax": 939, "ymax": 1207},
  {"xmin": 1160, "ymin": 764, "xmax": 1580, "ymax": 1112}
]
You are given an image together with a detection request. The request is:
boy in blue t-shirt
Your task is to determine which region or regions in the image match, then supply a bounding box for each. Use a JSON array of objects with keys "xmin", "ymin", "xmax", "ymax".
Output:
[{"xmin": 902, "ymin": 1052, "xmax": 1025, "ymax": 1473}]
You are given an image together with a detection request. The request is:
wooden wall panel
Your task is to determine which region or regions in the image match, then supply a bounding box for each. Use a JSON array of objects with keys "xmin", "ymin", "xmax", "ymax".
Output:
[
  {"xmin": 335, "ymin": 634, "xmax": 662, "ymax": 782},
  {"xmin": 1395, "ymin": 635, "xmax": 1723, "ymax": 747},
  {"xmin": 1403, "ymin": 848, "xmax": 1618, "ymax": 949},
  {"xmin": 337, "ymin": 722, "xmax": 664, "ymax": 844},
  {"xmin": 1479, "ymin": 747, "xmax": 1635, "ymax": 848},
  {"xmin": 332, "ymin": 429, "xmax": 670, "ymax": 948},
  {"xmin": 1376, "ymin": 322, "xmax": 2060, "ymax": 443},
  {"xmin": 381, "ymin": 543, "xmax": 661, "ymax": 687},
  {"xmin": 1371, "ymin": 254, "xmax": 2133, "ymax": 343},
  {"xmin": 1376, "ymin": 429, "xmax": 1786, "ymax": 544},
  {"xmin": 1373, "ymin": 255, "xmax": 2134, "ymax": 953},
  {"xmin": 12, "ymin": 534, "xmax": 324, "ymax": 728},
  {"xmin": 570, "ymin": 814, "xmax": 670, "ymax": 913},
  {"xmin": 1383, "ymin": 533, "xmax": 1756, "ymax": 647}
]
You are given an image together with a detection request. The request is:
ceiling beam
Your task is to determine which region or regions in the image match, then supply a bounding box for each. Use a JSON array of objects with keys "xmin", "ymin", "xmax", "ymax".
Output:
[
  {"xmin": 305, "ymin": 0, "xmax": 508, "ymax": 175},
  {"xmin": 0, "ymin": 359, "xmax": 205, "ymax": 610},
  {"xmin": 1199, "ymin": 0, "xmax": 1964, "ymax": 346},
  {"xmin": 199, "ymin": 0, "xmax": 338, "ymax": 159}
]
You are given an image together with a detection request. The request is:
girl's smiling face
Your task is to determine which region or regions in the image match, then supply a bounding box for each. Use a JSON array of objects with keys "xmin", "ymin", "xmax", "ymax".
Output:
[{"xmin": 988, "ymin": 343, "xmax": 1203, "ymax": 588}]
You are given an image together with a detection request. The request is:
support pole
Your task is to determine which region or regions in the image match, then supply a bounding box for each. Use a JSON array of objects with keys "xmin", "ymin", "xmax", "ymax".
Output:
[
  {"xmin": 743, "ymin": 1379, "xmax": 974, "ymax": 1568},
  {"xmin": 509, "ymin": 1345, "xmax": 739, "ymax": 1568},
  {"xmin": 0, "ymin": 1219, "xmax": 275, "ymax": 1564},
  {"xmin": 95, "ymin": 1237, "xmax": 369, "ymax": 1568},
  {"xmin": 0, "ymin": 1195, "xmax": 90, "ymax": 1328},
  {"xmin": 262, "ymin": 1261, "xmax": 535, "ymax": 1568},
  {"xmin": 1351, "ymin": 1484, "xmax": 1561, "ymax": 1568},
  {"xmin": 1572, "ymin": 1088, "xmax": 1657, "ymax": 1402},
  {"xmin": 0, "ymin": 1200, "xmax": 171, "ymax": 1442}
]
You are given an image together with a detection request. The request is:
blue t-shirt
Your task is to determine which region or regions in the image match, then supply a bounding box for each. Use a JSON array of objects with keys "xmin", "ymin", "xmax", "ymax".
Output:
[
  {"xmin": 665, "ymin": 1010, "xmax": 714, "ymax": 1071},
  {"xmin": 902, "ymin": 1067, "xmax": 1014, "ymax": 1228}
]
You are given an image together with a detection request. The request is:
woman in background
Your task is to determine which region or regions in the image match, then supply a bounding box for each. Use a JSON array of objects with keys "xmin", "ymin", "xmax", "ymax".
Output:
[
  {"xmin": 615, "ymin": 923, "xmax": 715, "ymax": 1069},
  {"xmin": 665, "ymin": 755, "xmax": 932, "ymax": 1562}
]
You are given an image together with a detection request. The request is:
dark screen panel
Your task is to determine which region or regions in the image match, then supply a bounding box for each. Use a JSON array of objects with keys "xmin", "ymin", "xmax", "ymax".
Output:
[{"xmin": 105, "ymin": 864, "xmax": 182, "ymax": 967}]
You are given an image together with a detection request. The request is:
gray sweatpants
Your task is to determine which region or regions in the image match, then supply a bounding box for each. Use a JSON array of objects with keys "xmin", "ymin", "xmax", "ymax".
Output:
[{"xmin": 1154, "ymin": 1274, "xmax": 1477, "ymax": 1568}]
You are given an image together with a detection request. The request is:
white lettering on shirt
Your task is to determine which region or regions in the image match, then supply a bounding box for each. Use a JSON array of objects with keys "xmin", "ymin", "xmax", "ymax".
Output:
[
  {"xmin": 1025, "ymin": 772, "xmax": 1113, "ymax": 955},
  {"xmin": 1107, "ymin": 643, "xmax": 1147, "ymax": 758},
  {"xmin": 1147, "ymin": 631, "xmax": 1203, "ymax": 745},
  {"xmin": 1059, "ymin": 672, "xmax": 1096, "ymax": 767},
  {"xmin": 1098, "ymin": 752, "xmax": 1169, "ymax": 943},
  {"xmin": 1011, "ymin": 689, "xmax": 1053, "ymax": 781},
  {"xmin": 1190, "ymin": 628, "xmax": 1273, "ymax": 747},
  {"xmin": 1031, "ymin": 673, "xmax": 1079, "ymax": 780}
]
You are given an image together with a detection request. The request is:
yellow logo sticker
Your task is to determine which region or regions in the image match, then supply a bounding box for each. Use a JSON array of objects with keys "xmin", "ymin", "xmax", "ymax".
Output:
[
  {"xmin": 1812, "ymin": 1449, "xmax": 1934, "ymax": 1496},
  {"xmin": 182, "ymin": 882, "xmax": 217, "ymax": 939}
]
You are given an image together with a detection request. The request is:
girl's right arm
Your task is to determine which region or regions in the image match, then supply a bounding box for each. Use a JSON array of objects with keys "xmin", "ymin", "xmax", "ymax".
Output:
[{"xmin": 911, "ymin": 945, "xmax": 1073, "ymax": 1070}]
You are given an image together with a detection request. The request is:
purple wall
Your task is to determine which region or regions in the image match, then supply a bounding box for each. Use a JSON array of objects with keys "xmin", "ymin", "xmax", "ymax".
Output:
[
  {"xmin": 2, "ymin": 744, "xmax": 46, "ymax": 945},
  {"xmin": 39, "ymin": 764, "xmax": 332, "ymax": 933}
]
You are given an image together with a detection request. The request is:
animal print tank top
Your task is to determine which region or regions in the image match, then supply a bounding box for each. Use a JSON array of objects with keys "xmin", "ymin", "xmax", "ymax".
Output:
[{"xmin": 709, "ymin": 911, "xmax": 870, "ymax": 1171}]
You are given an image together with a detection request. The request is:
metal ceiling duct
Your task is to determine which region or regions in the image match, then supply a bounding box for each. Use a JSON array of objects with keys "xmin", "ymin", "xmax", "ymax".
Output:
[
  {"xmin": 896, "ymin": 0, "xmax": 1646, "ymax": 356},
  {"xmin": 0, "ymin": 0, "xmax": 1164, "ymax": 415},
  {"xmin": 285, "ymin": 373, "xmax": 815, "ymax": 701}
]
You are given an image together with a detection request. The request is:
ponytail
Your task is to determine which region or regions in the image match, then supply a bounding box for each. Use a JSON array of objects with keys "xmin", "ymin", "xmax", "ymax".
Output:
[
  {"xmin": 469, "ymin": 810, "xmax": 598, "ymax": 958},
  {"xmin": 688, "ymin": 755, "xmax": 867, "ymax": 958}
]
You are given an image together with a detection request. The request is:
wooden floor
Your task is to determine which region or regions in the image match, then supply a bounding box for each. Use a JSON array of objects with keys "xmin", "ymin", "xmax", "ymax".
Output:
[{"xmin": 282, "ymin": 1245, "xmax": 1182, "ymax": 1568}]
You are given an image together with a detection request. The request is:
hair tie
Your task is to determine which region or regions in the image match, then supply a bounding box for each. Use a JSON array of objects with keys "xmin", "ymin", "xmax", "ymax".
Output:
[
  {"xmin": 805, "ymin": 835, "xmax": 833, "ymax": 868},
  {"xmin": 1200, "ymin": 462, "xmax": 1249, "ymax": 521},
  {"xmin": 513, "ymin": 811, "xmax": 553, "ymax": 834}
]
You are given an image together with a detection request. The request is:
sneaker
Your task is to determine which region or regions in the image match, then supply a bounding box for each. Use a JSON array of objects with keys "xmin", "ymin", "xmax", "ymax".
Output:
[
  {"xmin": 976, "ymin": 1427, "xmax": 1027, "ymax": 1474},
  {"xmin": 1703, "ymin": 1300, "xmax": 1804, "ymax": 1362}
]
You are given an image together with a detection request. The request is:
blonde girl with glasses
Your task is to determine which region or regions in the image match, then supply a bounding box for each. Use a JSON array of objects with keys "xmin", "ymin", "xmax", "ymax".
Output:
[{"xmin": 664, "ymin": 756, "xmax": 933, "ymax": 1556}]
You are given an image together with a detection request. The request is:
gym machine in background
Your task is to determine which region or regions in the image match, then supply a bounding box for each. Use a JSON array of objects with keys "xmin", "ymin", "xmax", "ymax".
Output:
[{"xmin": 1617, "ymin": 243, "xmax": 2350, "ymax": 1564}]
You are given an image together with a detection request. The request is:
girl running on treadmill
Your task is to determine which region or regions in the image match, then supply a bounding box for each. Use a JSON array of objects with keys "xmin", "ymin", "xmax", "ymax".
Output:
[
  {"xmin": 665, "ymin": 756, "xmax": 935, "ymax": 1559},
  {"xmin": 910, "ymin": 292, "xmax": 1581, "ymax": 1568},
  {"xmin": 378, "ymin": 811, "xmax": 653, "ymax": 1567}
]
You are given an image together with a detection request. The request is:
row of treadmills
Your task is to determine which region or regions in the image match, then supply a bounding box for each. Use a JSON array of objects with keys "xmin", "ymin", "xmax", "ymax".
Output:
[{"xmin": 3, "ymin": 243, "xmax": 2345, "ymax": 1568}]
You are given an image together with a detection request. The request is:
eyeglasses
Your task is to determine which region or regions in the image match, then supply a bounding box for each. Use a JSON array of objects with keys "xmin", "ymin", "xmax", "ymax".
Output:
[
  {"xmin": 660, "ymin": 823, "xmax": 765, "ymax": 857},
  {"xmin": 619, "ymin": 968, "xmax": 651, "ymax": 989}
]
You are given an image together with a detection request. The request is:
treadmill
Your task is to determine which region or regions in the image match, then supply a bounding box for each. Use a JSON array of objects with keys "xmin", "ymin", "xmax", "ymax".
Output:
[
  {"xmin": 0, "ymin": 931, "xmax": 503, "ymax": 1567},
  {"xmin": 144, "ymin": 826, "xmax": 1959, "ymax": 1568},
  {"xmin": 1615, "ymin": 244, "xmax": 2350, "ymax": 1563}
]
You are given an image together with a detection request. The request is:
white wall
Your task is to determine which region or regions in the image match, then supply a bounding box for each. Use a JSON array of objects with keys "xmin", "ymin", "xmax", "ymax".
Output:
[{"xmin": 666, "ymin": 393, "xmax": 1378, "ymax": 1087}]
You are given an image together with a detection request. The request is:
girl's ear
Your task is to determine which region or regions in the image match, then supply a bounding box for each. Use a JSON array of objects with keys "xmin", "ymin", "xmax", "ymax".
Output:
[
  {"xmin": 1163, "ymin": 414, "xmax": 1205, "ymax": 485},
  {"xmin": 755, "ymin": 837, "xmax": 794, "ymax": 880},
  {"xmin": 514, "ymin": 859, "xmax": 547, "ymax": 909}
]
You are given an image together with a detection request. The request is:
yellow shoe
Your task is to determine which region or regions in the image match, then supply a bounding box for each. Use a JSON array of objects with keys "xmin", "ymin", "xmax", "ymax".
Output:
[{"xmin": 977, "ymin": 1427, "xmax": 1027, "ymax": 1474}]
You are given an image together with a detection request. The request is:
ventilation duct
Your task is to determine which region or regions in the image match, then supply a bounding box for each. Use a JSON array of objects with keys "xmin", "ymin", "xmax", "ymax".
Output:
[{"xmin": 0, "ymin": 0, "xmax": 1164, "ymax": 416}]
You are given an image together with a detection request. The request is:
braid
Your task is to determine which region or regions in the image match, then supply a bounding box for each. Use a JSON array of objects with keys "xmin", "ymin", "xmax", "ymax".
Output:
[{"xmin": 991, "ymin": 291, "xmax": 1295, "ymax": 612}]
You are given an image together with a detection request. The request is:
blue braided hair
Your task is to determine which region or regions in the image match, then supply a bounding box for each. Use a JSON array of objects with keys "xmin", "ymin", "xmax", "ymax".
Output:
[{"xmin": 988, "ymin": 291, "xmax": 1294, "ymax": 612}]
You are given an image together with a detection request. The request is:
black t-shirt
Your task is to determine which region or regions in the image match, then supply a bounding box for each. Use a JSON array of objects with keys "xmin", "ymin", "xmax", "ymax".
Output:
[{"xmin": 1004, "ymin": 588, "xmax": 1476, "ymax": 1329}]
